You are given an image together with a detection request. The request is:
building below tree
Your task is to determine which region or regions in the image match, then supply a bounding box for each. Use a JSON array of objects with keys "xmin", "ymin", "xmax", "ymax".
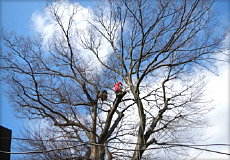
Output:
[{"xmin": 0, "ymin": 125, "xmax": 12, "ymax": 160}]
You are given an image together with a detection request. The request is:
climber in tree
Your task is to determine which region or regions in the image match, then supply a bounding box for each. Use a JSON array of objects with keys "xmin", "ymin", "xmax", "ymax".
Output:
[
  {"xmin": 99, "ymin": 90, "xmax": 108, "ymax": 102},
  {"xmin": 114, "ymin": 82, "xmax": 123, "ymax": 95}
]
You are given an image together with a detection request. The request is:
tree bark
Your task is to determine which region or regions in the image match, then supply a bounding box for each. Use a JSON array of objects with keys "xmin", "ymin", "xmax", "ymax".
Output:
[{"xmin": 132, "ymin": 94, "xmax": 146, "ymax": 160}]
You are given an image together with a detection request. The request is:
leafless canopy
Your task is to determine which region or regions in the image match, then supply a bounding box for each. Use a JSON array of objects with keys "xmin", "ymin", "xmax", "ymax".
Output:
[{"xmin": 0, "ymin": 0, "xmax": 228, "ymax": 159}]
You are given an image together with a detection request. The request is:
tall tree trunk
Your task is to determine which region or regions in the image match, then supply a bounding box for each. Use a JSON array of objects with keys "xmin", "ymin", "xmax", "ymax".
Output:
[
  {"xmin": 91, "ymin": 104, "xmax": 98, "ymax": 159},
  {"xmin": 91, "ymin": 145, "xmax": 105, "ymax": 160},
  {"xmin": 132, "ymin": 93, "xmax": 146, "ymax": 160},
  {"xmin": 98, "ymin": 146, "xmax": 105, "ymax": 160}
]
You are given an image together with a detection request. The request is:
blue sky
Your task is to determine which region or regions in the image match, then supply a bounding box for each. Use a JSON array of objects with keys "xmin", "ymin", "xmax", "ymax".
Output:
[
  {"xmin": 0, "ymin": 1, "xmax": 47, "ymax": 137},
  {"xmin": 0, "ymin": 0, "xmax": 96, "ymax": 136},
  {"xmin": 0, "ymin": 0, "xmax": 229, "ymax": 158}
]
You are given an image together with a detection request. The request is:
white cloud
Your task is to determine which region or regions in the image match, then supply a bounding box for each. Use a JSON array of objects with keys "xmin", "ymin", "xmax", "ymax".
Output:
[
  {"xmin": 190, "ymin": 47, "xmax": 230, "ymax": 159},
  {"xmin": 30, "ymin": 1, "xmax": 114, "ymax": 71},
  {"xmin": 31, "ymin": 12, "xmax": 45, "ymax": 33},
  {"xmin": 201, "ymin": 70, "xmax": 229, "ymax": 159}
]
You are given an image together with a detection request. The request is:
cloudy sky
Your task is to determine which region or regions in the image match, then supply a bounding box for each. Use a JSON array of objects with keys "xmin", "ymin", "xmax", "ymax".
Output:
[{"xmin": 0, "ymin": 0, "xmax": 229, "ymax": 159}]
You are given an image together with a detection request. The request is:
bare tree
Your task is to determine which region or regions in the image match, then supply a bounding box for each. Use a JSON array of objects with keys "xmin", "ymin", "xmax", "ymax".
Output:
[
  {"xmin": 80, "ymin": 0, "xmax": 228, "ymax": 159},
  {"xmin": 15, "ymin": 120, "xmax": 92, "ymax": 160},
  {"xmin": 0, "ymin": 0, "xmax": 228, "ymax": 159},
  {"xmin": 0, "ymin": 2, "xmax": 128, "ymax": 159}
]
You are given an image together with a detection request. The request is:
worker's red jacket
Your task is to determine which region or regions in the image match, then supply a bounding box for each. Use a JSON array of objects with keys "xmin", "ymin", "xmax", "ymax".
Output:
[{"xmin": 114, "ymin": 82, "xmax": 122, "ymax": 92}]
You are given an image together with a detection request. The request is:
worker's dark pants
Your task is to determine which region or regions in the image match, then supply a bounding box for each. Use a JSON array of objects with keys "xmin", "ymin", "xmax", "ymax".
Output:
[{"xmin": 115, "ymin": 89, "xmax": 122, "ymax": 95}]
